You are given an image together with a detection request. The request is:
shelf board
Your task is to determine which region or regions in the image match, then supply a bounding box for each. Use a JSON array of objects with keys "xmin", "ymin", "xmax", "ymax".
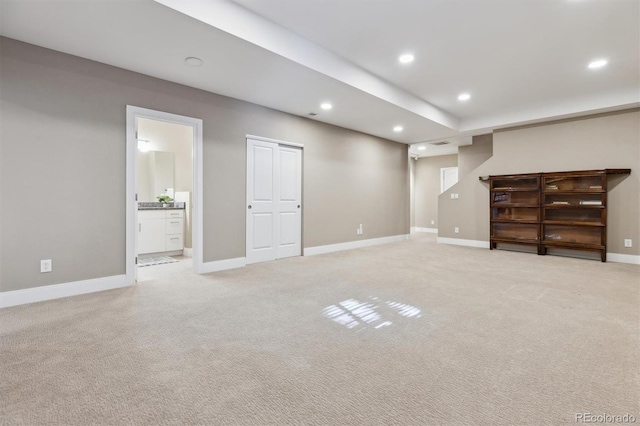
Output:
[
  {"xmin": 490, "ymin": 237, "xmax": 539, "ymax": 245},
  {"xmin": 491, "ymin": 188, "xmax": 539, "ymax": 192},
  {"xmin": 491, "ymin": 203, "xmax": 539, "ymax": 208},
  {"xmin": 542, "ymin": 241, "xmax": 604, "ymax": 250},
  {"xmin": 543, "ymin": 204, "xmax": 605, "ymax": 209},
  {"xmin": 491, "ymin": 219, "xmax": 539, "ymax": 224},
  {"xmin": 542, "ymin": 220, "xmax": 604, "ymax": 227},
  {"xmin": 605, "ymin": 168, "xmax": 631, "ymax": 175},
  {"xmin": 543, "ymin": 190, "xmax": 605, "ymax": 193}
]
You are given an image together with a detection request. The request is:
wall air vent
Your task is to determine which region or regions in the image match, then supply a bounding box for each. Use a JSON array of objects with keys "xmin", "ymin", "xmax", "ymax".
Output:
[{"xmin": 429, "ymin": 141, "xmax": 450, "ymax": 146}]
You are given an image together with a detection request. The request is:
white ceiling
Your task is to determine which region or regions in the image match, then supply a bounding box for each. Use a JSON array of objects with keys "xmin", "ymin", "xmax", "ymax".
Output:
[{"xmin": 1, "ymin": 0, "xmax": 638, "ymax": 157}]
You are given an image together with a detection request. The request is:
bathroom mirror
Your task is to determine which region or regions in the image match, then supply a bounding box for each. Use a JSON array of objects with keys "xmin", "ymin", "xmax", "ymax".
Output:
[{"xmin": 137, "ymin": 150, "xmax": 175, "ymax": 202}]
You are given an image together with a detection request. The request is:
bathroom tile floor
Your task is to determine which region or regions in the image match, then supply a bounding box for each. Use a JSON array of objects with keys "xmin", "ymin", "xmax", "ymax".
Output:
[{"xmin": 137, "ymin": 256, "xmax": 192, "ymax": 283}]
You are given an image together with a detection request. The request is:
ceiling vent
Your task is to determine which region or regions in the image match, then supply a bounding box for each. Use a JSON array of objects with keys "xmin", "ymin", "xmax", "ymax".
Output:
[
  {"xmin": 429, "ymin": 141, "xmax": 450, "ymax": 146},
  {"xmin": 308, "ymin": 112, "xmax": 318, "ymax": 116}
]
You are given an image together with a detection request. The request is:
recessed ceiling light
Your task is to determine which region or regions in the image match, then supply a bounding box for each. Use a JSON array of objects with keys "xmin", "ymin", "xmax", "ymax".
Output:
[
  {"xmin": 417, "ymin": 146, "xmax": 426, "ymax": 151},
  {"xmin": 320, "ymin": 103, "xmax": 333, "ymax": 110},
  {"xmin": 458, "ymin": 93, "xmax": 471, "ymax": 101},
  {"xmin": 393, "ymin": 126, "xmax": 404, "ymax": 132},
  {"xmin": 588, "ymin": 59, "xmax": 608, "ymax": 69},
  {"xmin": 398, "ymin": 54, "xmax": 414, "ymax": 64},
  {"xmin": 185, "ymin": 57, "xmax": 203, "ymax": 67}
]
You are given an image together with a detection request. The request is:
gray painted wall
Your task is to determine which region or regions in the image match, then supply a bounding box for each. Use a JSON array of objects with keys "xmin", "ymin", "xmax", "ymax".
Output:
[
  {"xmin": 438, "ymin": 110, "xmax": 640, "ymax": 256},
  {"xmin": 458, "ymin": 134, "xmax": 492, "ymax": 177},
  {"xmin": 414, "ymin": 155, "xmax": 458, "ymax": 229},
  {"xmin": 0, "ymin": 38, "xmax": 409, "ymax": 293}
]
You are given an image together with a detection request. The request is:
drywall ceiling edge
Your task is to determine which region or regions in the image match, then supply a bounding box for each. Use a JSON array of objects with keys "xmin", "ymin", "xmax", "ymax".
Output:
[{"xmin": 154, "ymin": 0, "xmax": 460, "ymax": 130}]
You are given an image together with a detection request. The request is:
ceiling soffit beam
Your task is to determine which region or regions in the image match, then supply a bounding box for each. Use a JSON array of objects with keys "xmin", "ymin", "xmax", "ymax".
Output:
[
  {"xmin": 459, "ymin": 91, "xmax": 640, "ymax": 134},
  {"xmin": 154, "ymin": 0, "xmax": 459, "ymax": 130}
]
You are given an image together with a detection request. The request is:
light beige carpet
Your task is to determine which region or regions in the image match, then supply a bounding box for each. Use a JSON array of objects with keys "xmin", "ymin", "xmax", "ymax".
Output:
[{"xmin": 1, "ymin": 234, "xmax": 638, "ymax": 425}]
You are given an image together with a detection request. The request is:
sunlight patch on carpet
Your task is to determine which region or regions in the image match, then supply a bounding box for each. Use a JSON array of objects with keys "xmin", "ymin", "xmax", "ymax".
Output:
[{"xmin": 322, "ymin": 297, "xmax": 422, "ymax": 331}]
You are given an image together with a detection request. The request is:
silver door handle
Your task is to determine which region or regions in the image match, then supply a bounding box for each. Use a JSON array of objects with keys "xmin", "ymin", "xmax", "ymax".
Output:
[
  {"xmin": 297, "ymin": 205, "xmax": 300, "ymax": 208},
  {"xmin": 248, "ymin": 205, "xmax": 252, "ymax": 209}
]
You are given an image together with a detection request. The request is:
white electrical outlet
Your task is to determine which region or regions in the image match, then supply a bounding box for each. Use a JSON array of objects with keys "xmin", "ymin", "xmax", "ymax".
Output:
[
  {"xmin": 624, "ymin": 239, "xmax": 632, "ymax": 248},
  {"xmin": 454, "ymin": 227, "xmax": 459, "ymax": 234},
  {"xmin": 40, "ymin": 259, "xmax": 52, "ymax": 273},
  {"xmin": 431, "ymin": 220, "xmax": 435, "ymax": 225}
]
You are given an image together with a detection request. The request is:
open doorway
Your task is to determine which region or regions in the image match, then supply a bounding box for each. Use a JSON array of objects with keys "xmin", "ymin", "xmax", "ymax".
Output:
[
  {"xmin": 126, "ymin": 106, "xmax": 203, "ymax": 283},
  {"xmin": 136, "ymin": 118, "xmax": 193, "ymax": 278}
]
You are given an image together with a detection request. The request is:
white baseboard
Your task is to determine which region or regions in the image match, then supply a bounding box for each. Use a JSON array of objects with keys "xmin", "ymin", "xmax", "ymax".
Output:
[
  {"xmin": 0, "ymin": 274, "xmax": 130, "ymax": 309},
  {"xmin": 437, "ymin": 237, "xmax": 490, "ymax": 249},
  {"xmin": 199, "ymin": 257, "xmax": 247, "ymax": 274},
  {"xmin": 411, "ymin": 227, "xmax": 438, "ymax": 234},
  {"xmin": 304, "ymin": 234, "xmax": 409, "ymax": 256},
  {"xmin": 434, "ymin": 239, "xmax": 639, "ymax": 265},
  {"xmin": 607, "ymin": 253, "xmax": 640, "ymax": 265},
  {"xmin": 183, "ymin": 247, "xmax": 193, "ymax": 258}
]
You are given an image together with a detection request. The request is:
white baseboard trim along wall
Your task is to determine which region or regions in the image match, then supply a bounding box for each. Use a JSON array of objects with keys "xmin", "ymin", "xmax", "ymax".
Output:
[
  {"xmin": 411, "ymin": 227, "xmax": 438, "ymax": 234},
  {"xmin": 1, "ymin": 257, "xmax": 247, "ymax": 308},
  {"xmin": 199, "ymin": 257, "xmax": 247, "ymax": 274},
  {"xmin": 304, "ymin": 234, "xmax": 409, "ymax": 256},
  {"xmin": 437, "ymin": 237, "xmax": 640, "ymax": 264},
  {"xmin": 0, "ymin": 274, "xmax": 130, "ymax": 309},
  {"xmin": 437, "ymin": 237, "xmax": 491, "ymax": 249},
  {"xmin": 606, "ymin": 253, "xmax": 640, "ymax": 265}
]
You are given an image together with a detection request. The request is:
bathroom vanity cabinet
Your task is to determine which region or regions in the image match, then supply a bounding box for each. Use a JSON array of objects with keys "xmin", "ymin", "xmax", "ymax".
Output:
[{"xmin": 138, "ymin": 209, "xmax": 184, "ymax": 255}]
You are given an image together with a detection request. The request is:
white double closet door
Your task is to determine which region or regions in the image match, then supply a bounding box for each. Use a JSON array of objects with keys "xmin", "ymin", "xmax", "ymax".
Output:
[{"xmin": 246, "ymin": 138, "xmax": 302, "ymax": 264}]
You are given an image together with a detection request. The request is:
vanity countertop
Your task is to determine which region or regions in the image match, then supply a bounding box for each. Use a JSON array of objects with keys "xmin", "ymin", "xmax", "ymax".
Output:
[
  {"xmin": 138, "ymin": 202, "xmax": 185, "ymax": 210},
  {"xmin": 138, "ymin": 206, "xmax": 185, "ymax": 210}
]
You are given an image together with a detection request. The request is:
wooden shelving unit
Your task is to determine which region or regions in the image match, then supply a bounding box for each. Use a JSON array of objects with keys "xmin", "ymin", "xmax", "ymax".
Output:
[
  {"xmin": 489, "ymin": 173, "xmax": 542, "ymax": 253},
  {"xmin": 486, "ymin": 169, "xmax": 630, "ymax": 262},
  {"xmin": 542, "ymin": 170, "xmax": 610, "ymax": 262}
]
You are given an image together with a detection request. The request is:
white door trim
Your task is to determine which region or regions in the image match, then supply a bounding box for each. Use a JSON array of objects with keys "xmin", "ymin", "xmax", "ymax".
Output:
[
  {"xmin": 245, "ymin": 134, "xmax": 304, "ymax": 148},
  {"xmin": 126, "ymin": 106, "xmax": 204, "ymax": 284}
]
